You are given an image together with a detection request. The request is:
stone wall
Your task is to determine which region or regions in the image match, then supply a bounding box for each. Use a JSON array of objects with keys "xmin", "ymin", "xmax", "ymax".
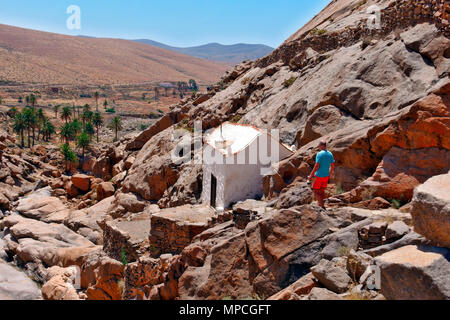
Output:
[
  {"xmin": 257, "ymin": 0, "xmax": 449, "ymax": 69},
  {"xmin": 103, "ymin": 217, "xmax": 151, "ymax": 263},
  {"xmin": 149, "ymin": 205, "xmax": 232, "ymax": 257}
]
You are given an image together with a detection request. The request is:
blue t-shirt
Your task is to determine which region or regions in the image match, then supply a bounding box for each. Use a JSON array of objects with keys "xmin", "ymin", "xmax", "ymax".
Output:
[{"xmin": 315, "ymin": 150, "xmax": 335, "ymax": 178}]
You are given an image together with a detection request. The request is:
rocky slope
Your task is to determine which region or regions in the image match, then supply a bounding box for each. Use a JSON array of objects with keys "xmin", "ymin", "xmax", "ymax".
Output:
[{"xmin": 0, "ymin": 0, "xmax": 449, "ymax": 300}]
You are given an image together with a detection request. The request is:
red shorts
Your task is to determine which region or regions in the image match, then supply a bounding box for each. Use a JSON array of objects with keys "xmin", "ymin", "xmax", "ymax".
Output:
[{"xmin": 312, "ymin": 176, "xmax": 329, "ymax": 190}]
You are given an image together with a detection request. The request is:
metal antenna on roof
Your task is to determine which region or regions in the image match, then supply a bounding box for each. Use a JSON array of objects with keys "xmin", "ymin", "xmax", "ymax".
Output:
[{"xmin": 220, "ymin": 123, "xmax": 224, "ymax": 141}]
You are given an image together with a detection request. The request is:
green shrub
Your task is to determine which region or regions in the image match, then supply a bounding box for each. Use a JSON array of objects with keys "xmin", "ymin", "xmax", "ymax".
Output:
[
  {"xmin": 391, "ymin": 199, "xmax": 402, "ymax": 209},
  {"xmin": 310, "ymin": 28, "xmax": 327, "ymax": 36},
  {"xmin": 106, "ymin": 108, "xmax": 116, "ymax": 114},
  {"xmin": 230, "ymin": 115, "xmax": 242, "ymax": 123},
  {"xmin": 121, "ymin": 248, "xmax": 128, "ymax": 266},
  {"xmin": 338, "ymin": 246, "xmax": 351, "ymax": 257},
  {"xmin": 283, "ymin": 77, "xmax": 298, "ymax": 88},
  {"xmin": 149, "ymin": 112, "xmax": 162, "ymax": 119}
]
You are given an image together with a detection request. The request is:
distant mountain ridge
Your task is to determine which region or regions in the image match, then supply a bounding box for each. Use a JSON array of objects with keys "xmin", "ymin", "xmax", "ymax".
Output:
[{"xmin": 132, "ymin": 40, "xmax": 274, "ymax": 64}]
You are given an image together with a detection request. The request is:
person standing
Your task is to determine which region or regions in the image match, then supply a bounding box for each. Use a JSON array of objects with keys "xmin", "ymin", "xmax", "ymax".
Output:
[{"xmin": 308, "ymin": 140, "xmax": 335, "ymax": 209}]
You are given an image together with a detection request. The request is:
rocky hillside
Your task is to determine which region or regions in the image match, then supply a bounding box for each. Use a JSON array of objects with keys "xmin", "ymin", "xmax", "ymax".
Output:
[
  {"xmin": 1, "ymin": 0, "xmax": 449, "ymax": 300},
  {"xmin": 0, "ymin": 24, "xmax": 228, "ymax": 85}
]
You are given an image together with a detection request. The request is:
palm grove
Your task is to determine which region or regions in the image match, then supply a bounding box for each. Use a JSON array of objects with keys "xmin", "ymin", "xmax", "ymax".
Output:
[{"xmin": 6, "ymin": 94, "xmax": 122, "ymax": 173}]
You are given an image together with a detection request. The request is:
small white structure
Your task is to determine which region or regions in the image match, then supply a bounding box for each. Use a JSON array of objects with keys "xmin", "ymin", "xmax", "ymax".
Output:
[{"xmin": 201, "ymin": 122, "xmax": 293, "ymax": 210}]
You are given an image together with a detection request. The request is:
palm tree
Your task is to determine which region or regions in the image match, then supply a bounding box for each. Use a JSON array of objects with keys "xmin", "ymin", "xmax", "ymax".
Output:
[
  {"xmin": 92, "ymin": 112, "xmax": 104, "ymax": 143},
  {"xmin": 41, "ymin": 118, "xmax": 56, "ymax": 142},
  {"xmin": 76, "ymin": 132, "xmax": 91, "ymax": 165},
  {"xmin": 189, "ymin": 79, "xmax": 198, "ymax": 91},
  {"xmin": 22, "ymin": 108, "xmax": 37, "ymax": 147},
  {"xmin": 25, "ymin": 95, "xmax": 30, "ymax": 107},
  {"xmin": 53, "ymin": 105, "xmax": 61, "ymax": 119},
  {"xmin": 94, "ymin": 91, "xmax": 99, "ymax": 112},
  {"xmin": 61, "ymin": 106, "xmax": 72, "ymax": 124},
  {"xmin": 103, "ymin": 100, "xmax": 108, "ymax": 110},
  {"xmin": 108, "ymin": 116, "xmax": 122, "ymax": 142},
  {"xmin": 82, "ymin": 110, "xmax": 93, "ymax": 125},
  {"xmin": 60, "ymin": 143, "xmax": 78, "ymax": 173},
  {"xmin": 60, "ymin": 123, "xmax": 74, "ymax": 144},
  {"xmin": 70, "ymin": 119, "xmax": 83, "ymax": 136},
  {"xmin": 37, "ymin": 108, "xmax": 45, "ymax": 140},
  {"xmin": 84, "ymin": 122, "xmax": 95, "ymax": 139},
  {"xmin": 29, "ymin": 94, "xmax": 37, "ymax": 108},
  {"xmin": 12, "ymin": 113, "xmax": 25, "ymax": 147}
]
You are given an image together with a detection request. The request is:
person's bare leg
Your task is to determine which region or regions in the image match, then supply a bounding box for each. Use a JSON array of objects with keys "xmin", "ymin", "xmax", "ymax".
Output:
[
  {"xmin": 317, "ymin": 189, "xmax": 325, "ymax": 208},
  {"xmin": 313, "ymin": 189, "xmax": 325, "ymax": 208}
]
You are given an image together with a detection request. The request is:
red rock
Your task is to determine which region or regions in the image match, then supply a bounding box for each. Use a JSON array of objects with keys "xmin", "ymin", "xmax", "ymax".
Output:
[
  {"xmin": 268, "ymin": 273, "xmax": 317, "ymax": 300},
  {"xmin": 96, "ymin": 182, "xmax": 115, "ymax": 201},
  {"xmin": 92, "ymin": 156, "xmax": 112, "ymax": 180},
  {"xmin": 360, "ymin": 147, "xmax": 450, "ymax": 202},
  {"xmin": 71, "ymin": 174, "xmax": 92, "ymax": 192},
  {"xmin": 65, "ymin": 182, "xmax": 79, "ymax": 198},
  {"xmin": 81, "ymin": 156, "xmax": 95, "ymax": 173}
]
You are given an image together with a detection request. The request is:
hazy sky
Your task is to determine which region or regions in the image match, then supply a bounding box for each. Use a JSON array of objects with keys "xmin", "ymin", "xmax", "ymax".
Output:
[{"xmin": 0, "ymin": 0, "xmax": 330, "ymax": 48}]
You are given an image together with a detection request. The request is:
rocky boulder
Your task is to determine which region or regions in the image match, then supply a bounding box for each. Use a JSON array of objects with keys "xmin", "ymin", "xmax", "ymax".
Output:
[
  {"xmin": 80, "ymin": 249, "xmax": 125, "ymax": 300},
  {"xmin": 411, "ymin": 171, "xmax": 450, "ymax": 247},
  {"xmin": 311, "ymin": 258, "xmax": 353, "ymax": 294},
  {"xmin": 125, "ymin": 114, "xmax": 177, "ymax": 151},
  {"xmin": 41, "ymin": 266, "xmax": 80, "ymax": 300},
  {"xmin": 66, "ymin": 196, "xmax": 115, "ymax": 244},
  {"xmin": 303, "ymin": 287, "xmax": 343, "ymax": 300},
  {"xmin": 122, "ymin": 128, "xmax": 179, "ymax": 202},
  {"xmin": 359, "ymin": 147, "xmax": 450, "ymax": 202},
  {"xmin": 71, "ymin": 174, "xmax": 92, "ymax": 192},
  {"xmin": 1, "ymin": 215, "xmax": 95, "ymax": 266},
  {"xmin": 232, "ymin": 200, "xmax": 270, "ymax": 230},
  {"xmin": 15, "ymin": 188, "xmax": 71, "ymax": 224},
  {"xmin": 268, "ymin": 273, "xmax": 317, "ymax": 300},
  {"xmin": 385, "ymin": 221, "xmax": 410, "ymax": 241},
  {"xmin": 96, "ymin": 182, "xmax": 115, "ymax": 201},
  {"xmin": 375, "ymin": 245, "xmax": 450, "ymax": 300},
  {"xmin": 276, "ymin": 181, "xmax": 313, "ymax": 209},
  {"xmin": 0, "ymin": 261, "xmax": 42, "ymax": 300}
]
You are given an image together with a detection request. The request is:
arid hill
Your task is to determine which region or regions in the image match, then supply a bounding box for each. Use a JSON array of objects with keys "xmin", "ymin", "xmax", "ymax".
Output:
[{"xmin": 0, "ymin": 24, "xmax": 228, "ymax": 85}]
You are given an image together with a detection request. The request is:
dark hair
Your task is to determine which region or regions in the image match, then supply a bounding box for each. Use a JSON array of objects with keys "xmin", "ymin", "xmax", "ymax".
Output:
[{"xmin": 319, "ymin": 140, "xmax": 327, "ymax": 147}]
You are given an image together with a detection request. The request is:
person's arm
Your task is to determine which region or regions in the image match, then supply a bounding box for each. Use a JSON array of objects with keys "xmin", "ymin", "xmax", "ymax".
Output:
[{"xmin": 308, "ymin": 163, "xmax": 320, "ymax": 181}]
